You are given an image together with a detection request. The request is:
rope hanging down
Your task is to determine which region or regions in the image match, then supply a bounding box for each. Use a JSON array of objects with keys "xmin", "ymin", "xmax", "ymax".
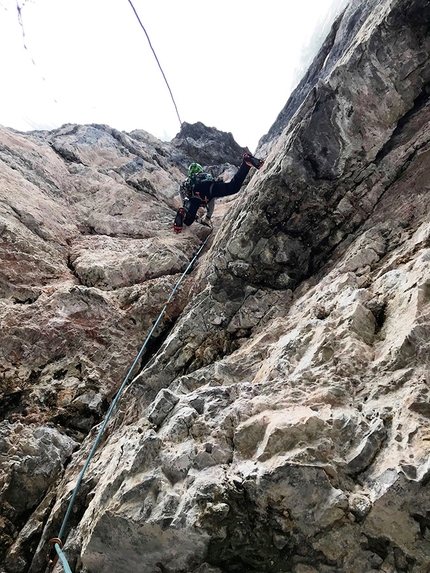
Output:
[
  {"xmin": 47, "ymin": 231, "xmax": 212, "ymax": 572},
  {"xmin": 126, "ymin": 0, "xmax": 183, "ymax": 127},
  {"xmin": 16, "ymin": 0, "xmax": 55, "ymax": 97},
  {"xmin": 16, "ymin": 1, "xmax": 37, "ymax": 67}
]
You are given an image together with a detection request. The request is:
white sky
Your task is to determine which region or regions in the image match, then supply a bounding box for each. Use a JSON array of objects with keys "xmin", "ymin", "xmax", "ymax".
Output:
[{"xmin": 0, "ymin": 0, "xmax": 348, "ymax": 151}]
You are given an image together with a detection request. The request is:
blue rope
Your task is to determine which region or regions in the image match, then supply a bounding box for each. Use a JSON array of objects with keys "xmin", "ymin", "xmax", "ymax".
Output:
[
  {"xmin": 53, "ymin": 231, "xmax": 212, "ymax": 569},
  {"xmin": 54, "ymin": 543, "xmax": 73, "ymax": 573}
]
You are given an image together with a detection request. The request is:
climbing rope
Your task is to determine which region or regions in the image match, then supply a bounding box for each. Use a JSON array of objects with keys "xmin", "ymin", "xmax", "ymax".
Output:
[
  {"xmin": 15, "ymin": 1, "xmax": 182, "ymax": 129},
  {"xmin": 126, "ymin": 0, "xmax": 183, "ymax": 128},
  {"xmin": 16, "ymin": 0, "xmax": 38, "ymax": 67},
  {"xmin": 46, "ymin": 539, "xmax": 72, "ymax": 573},
  {"xmin": 55, "ymin": 545, "xmax": 73, "ymax": 573},
  {"xmin": 15, "ymin": 0, "xmax": 56, "ymax": 103},
  {"xmin": 46, "ymin": 231, "xmax": 212, "ymax": 572}
]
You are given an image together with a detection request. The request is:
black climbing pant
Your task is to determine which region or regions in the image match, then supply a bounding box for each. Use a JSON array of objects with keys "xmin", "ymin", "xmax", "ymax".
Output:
[{"xmin": 183, "ymin": 161, "xmax": 251, "ymax": 226}]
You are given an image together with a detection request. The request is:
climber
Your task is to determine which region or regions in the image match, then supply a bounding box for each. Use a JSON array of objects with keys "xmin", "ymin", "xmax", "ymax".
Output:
[{"xmin": 173, "ymin": 152, "xmax": 264, "ymax": 233}]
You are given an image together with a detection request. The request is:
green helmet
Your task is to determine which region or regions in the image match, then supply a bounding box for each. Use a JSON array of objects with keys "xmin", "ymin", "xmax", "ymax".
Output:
[{"xmin": 188, "ymin": 162, "xmax": 203, "ymax": 177}]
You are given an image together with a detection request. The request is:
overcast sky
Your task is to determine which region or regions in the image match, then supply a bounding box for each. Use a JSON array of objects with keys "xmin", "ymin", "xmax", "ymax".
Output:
[{"xmin": 0, "ymin": 0, "xmax": 349, "ymax": 151}]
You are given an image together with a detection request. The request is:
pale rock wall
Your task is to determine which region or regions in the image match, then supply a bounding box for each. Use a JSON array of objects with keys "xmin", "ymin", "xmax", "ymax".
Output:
[{"xmin": 0, "ymin": 122, "xmax": 239, "ymax": 570}]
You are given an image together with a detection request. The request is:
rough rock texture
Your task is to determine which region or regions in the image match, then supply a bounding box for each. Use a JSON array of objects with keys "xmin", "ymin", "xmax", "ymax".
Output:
[
  {"xmin": 0, "ymin": 121, "xmax": 241, "ymax": 570},
  {"xmin": 1, "ymin": 0, "xmax": 430, "ymax": 572},
  {"xmin": 171, "ymin": 122, "xmax": 248, "ymax": 168},
  {"xmin": 258, "ymin": 0, "xmax": 429, "ymax": 159}
]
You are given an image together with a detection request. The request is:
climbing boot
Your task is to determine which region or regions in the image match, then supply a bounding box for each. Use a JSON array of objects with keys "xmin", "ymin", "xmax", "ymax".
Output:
[
  {"xmin": 244, "ymin": 152, "xmax": 264, "ymax": 169},
  {"xmin": 173, "ymin": 208, "xmax": 186, "ymax": 234}
]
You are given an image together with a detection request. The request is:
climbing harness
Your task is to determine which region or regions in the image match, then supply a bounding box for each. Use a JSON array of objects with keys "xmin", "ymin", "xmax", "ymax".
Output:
[
  {"xmin": 181, "ymin": 174, "xmax": 215, "ymax": 201},
  {"xmin": 45, "ymin": 231, "xmax": 212, "ymax": 572}
]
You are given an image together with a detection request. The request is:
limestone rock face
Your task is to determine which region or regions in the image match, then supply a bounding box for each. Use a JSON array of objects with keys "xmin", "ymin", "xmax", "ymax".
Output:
[
  {"xmin": 171, "ymin": 121, "xmax": 249, "ymax": 167},
  {"xmin": 1, "ymin": 0, "xmax": 430, "ymax": 572},
  {"xmin": 0, "ymin": 121, "xmax": 233, "ymax": 568},
  {"xmin": 0, "ymin": 123, "xmax": 204, "ymax": 426}
]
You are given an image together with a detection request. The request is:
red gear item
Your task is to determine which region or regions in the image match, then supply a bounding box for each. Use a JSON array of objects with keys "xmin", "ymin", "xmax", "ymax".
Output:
[{"xmin": 173, "ymin": 207, "xmax": 186, "ymax": 233}]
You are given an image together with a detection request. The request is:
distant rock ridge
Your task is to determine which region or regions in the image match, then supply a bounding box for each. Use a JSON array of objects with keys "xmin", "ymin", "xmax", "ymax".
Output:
[
  {"xmin": 1, "ymin": 0, "xmax": 430, "ymax": 572},
  {"xmin": 171, "ymin": 121, "xmax": 249, "ymax": 167}
]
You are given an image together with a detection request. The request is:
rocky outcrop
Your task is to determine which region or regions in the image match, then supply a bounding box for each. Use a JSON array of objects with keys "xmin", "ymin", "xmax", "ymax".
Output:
[
  {"xmin": 0, "ymin": 122, "xmax": 203, "ymax": 424},
  {"xmin": 258, "ymin": 0, "xmax": 429, "ymax": 158},
  {"xmin": 171, "ymin": 122, "xmax": 249, "ymax": 168},
  {"xmin": 1, "ymin": 0, "xmax": 430, "ymax": 572},
  {"xmin": 0, "ymin": 121, "xmax": 239, "ymax": 569}
]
